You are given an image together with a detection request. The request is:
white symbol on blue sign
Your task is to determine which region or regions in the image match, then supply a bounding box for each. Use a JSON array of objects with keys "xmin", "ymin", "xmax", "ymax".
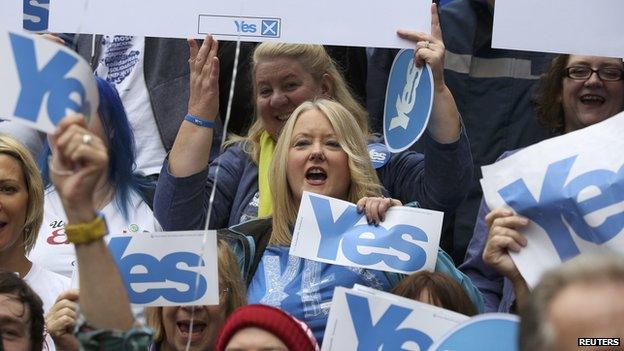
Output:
[
  {"xmin": 261, "ymin": 20, "xmax": 279, "ymax": 37},
  {"xmin": 23, "ymin": 0, "xmax": 50, "ymax": 32},
  {"xmin": 429, "ymin": 314, "xmax": 519, "ymax": 351},
  {"xmin": 368, "ymin": 143, "xmax": 391, "ymax": 169},
  {"xmin": 383, "ymin": 49, "xmax": 434, "ymax": 153}
]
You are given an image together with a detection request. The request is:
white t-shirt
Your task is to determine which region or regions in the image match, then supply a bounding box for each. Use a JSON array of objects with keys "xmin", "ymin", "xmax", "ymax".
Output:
[
  {"xmin": 94, "ymin": 35, "xmax": 166, "ymax": 175},
  {"xmin": 24, "ymin": 263, "xmax": 71, "ymax": 351},
  {"xmin": 29, "ymin": 188, "xmax": 161, "ymax": 278}
]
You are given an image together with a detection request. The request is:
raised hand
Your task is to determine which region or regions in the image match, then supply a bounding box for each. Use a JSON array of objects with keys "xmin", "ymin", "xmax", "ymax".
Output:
[
  {"xmin": 397, "ymin": 3, "xmax": 446, "ymax": 89},
  {"xmin": 48, "ymin": 115, "xmax": 108, "ymax": 223},
  {"xmin": 187, "ymin": 35, "xmax": 220, "ymax": 121},
  {"xmin": 482, "ymin": 207, "xmax": 529, "ymax": 282}
]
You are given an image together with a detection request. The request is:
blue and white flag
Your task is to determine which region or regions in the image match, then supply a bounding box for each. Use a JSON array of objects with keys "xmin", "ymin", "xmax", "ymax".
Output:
[
  {"xmin": 481, "ymin": 111, "xmax": 624, "ymax": 287},
  {"xmin": 290, "ymin": 192, "xmax": 443, "ymax": 274},
  {"xmin": 429, "ymin": 313, "xmax": 519, "ymax": 351},
  {"xmin": 383, "ymin": 49, "xmax": 434, "ymax": 153},
  {"xmin": 107, "ymin": 231, "xmax": 219, "ymax": 307},
  {"xmin": 321, "ymin": 285, "xmax": 467, "ymax": 351}
]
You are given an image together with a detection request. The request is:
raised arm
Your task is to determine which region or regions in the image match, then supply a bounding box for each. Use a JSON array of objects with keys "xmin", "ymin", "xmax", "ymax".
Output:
[
  {"xmin": 397, "ymin": 3, "xmax": 461, "ymax": 144},
  {"xmin": 379, "ymin": 3, "xmax": 471, "ymax": 211},
  {"xmin": 49, "ymin": 115, "xmax": 133, "ymax": 331},
  {"xmin": 168, "ymin": 35, "xmax": 220, "ymax": 177}
]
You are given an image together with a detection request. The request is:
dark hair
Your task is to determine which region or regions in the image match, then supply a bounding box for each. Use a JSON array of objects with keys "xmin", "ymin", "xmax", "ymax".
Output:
[
  {"xmin": 41, "ymin": 77, "xmax": 154, "ymax": 219},
  {"xmin": 535, "ymin": 55, "xmax": 624, "ymax": 134},
  {"xmin": 0, "ymin": 271, "xmax": 45, "ymax": 351},
  {"xmin": 534, "ymin": 55, "xmax": 570, "ymax": 134},
  {"xmin": 391, "ymin": 271, "xmax": 477, "ymax": 316}
]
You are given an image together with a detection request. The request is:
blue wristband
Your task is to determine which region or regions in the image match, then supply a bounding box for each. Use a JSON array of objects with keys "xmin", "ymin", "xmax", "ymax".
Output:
[{"xmin": 185, "ymin": 114, "xmax": 215, "ymax": 129}]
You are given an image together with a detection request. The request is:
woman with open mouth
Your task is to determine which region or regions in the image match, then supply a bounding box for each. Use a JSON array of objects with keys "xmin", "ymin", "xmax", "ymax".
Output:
[
  {"xmin": 205, "ymin": 98, "xmax": 482, "ymax": 345},
  {"xmin": 155, "ymin": 4, "xmax": 473, "ymax": 251},
  {"xmin": 462, "ymin": 54, "xmax": 624, "ymax": 313},
  {"xmin": 0, "ymin": 135, "xmax": 70, "ymax": 350},
  {"xmin": 145, "ymin": 238, "xmax": 246, "ymax": 351}
]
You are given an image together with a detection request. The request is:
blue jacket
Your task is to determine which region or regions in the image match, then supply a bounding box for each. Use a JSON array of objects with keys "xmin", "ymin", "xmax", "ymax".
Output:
[
  {"xmin": 154, "ymin": 130, "xmax": 473, "ymax": 231},
  {"xmin": 217, "ymin": 217, "xmax": 485, "ymax": 313},
  {"xmin": 459, "ymin": 150, "xmax": 520, "ymax": 312}
]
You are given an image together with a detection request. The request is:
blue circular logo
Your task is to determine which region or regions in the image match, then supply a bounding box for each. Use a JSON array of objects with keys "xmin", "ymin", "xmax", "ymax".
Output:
[
  {"xmin": 368, "ymin": 143, "xmax": 391, "ymax": 169},
  {"xmin": 383, "ymin": 49, "xmax": 434, "ymax": 153}
]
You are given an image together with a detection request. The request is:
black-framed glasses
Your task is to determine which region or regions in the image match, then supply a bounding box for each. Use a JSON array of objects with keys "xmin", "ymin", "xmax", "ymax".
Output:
[{"xmin": 564, "ymin": 66, "xmax": 624, "ymax": 82}]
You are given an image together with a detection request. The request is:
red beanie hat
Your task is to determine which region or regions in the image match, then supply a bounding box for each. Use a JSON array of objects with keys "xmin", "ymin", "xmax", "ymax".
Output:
[{"xmin": 215, "ymin": 304, "xmax": 319, "ymax": 351}]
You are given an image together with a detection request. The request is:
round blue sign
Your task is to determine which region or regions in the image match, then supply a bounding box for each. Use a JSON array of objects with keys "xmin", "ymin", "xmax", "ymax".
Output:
[
  {"xmin": 429, "ymin": 313, "xmax": 520, "ymax": 351},
  {"xmin": 383, "ymin": 49, "xmax": 434, "ymax": 153},
  {"xmin": 368, "ymin": 143, "xmax": 391, "ymax": 169}
]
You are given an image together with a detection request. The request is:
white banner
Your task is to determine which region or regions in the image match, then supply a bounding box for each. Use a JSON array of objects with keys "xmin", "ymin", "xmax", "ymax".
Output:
[
  {"xmin": 0, "ymin": 0, "xmax": 23, "ymax": 31},
  {"xmin": 492, "ymin": 0, "xmax": 624, "ymax": 57},
  {"xmin": 0, "ymin": 29, "xmax": 98, "ymax": 133},
  {"xmin": 48, "ymin": 0, "xmax": 430, "ymax": 48},
  {"xmin": 290, "ymin": 192, "xmax": 443, "ymax": 274},
  {"xmin": 481, "ymin": 111, "xmax": 624, "ymax": 287},
  {"xmin": 321, "ymin": 285, "xmax": 468, "ymax": 351},
  {"xmin": 107, "ymin": 231, "xmax": 219, "ymax": 307}
]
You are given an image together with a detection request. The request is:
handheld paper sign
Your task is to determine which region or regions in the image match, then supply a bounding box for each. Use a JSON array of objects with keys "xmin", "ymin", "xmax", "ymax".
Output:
[
  {"xmin": 0, "ymin": 29, "xmax": 97, "ymax": 133},
  {"xmin": 107, "ymin": 231, "xmax": 219, "ymax": 307}
]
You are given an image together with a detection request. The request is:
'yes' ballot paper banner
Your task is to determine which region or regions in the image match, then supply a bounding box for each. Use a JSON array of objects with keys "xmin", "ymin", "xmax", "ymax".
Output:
[
  {"xmin": 384, "ymin": 49, "xmax": 434, "ymax": 153},
  {"xmin": 481, "ymin": 111, "xmax": 624, "ymax": 287},
  {"xmin": 0, "ymin": 0, "xmax": 23, "ymax": 31},
  {"xmin": 290, "ymin": 192, "xmax": 443, "ymax": 274},
  {"xmin": 492, "ymin": 0, "xmax": 624, "ymax": 57},
  {"xmin": 108, "ymin": 231, "xmax": 219, "ymax": 307},
  {"xmin": 429, "ymin": 313, "xmax": 519, "ymax": 351},
  {"xmin": 49, "ymin": 0, "xmax": 429, "ymax": 48},
  {"xmin": 321, "ymin": 285, "xmax": 468, "ymax": 351},
  {"xmin": 0, "ymin": 29, "xmax": 97, "ymax": 133}
]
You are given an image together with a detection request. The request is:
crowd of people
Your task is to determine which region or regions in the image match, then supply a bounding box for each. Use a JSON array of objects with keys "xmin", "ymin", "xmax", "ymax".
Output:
[{"xmin": 1, "ymin": 0, "xmax": 624, "ymax": 350}]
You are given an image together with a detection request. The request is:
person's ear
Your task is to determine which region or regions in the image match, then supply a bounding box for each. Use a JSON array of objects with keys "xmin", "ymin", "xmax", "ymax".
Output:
[{"xmin": 320, "ymin": 73, "xmax": 334, "ymax": 98}]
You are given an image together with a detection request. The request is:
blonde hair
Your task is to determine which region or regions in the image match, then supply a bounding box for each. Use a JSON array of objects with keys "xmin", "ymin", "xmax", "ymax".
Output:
[
  {"xmin": 145, "ymin": 239, "xmax": 247, "ymax": 344},
  {"xmin": 0, "ymin": 135, "xmax": 44, "ymax": 254},
  {"xmin": 269, "ymin": 99, "xmax": 382, "ymax": 246},
  {"xmin": 227, "ymin": 42, "xmax": 369, "ymax": 163}
]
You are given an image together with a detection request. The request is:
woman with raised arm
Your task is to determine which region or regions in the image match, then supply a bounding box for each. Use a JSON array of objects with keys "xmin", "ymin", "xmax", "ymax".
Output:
[
  {"xmin": 155, "ymin": 4, "xmax": 472, "ymax": 238},
  {"xmin": 197, "ymin": 98, "xmax": 482, "ymax": 345},
  {"xmin": 47, "ymin": 115, "xmax": 152, "ymax": 349},
  {"xmin": 30, "ymin": 77, "xmax": 159, "ymax": 279}
]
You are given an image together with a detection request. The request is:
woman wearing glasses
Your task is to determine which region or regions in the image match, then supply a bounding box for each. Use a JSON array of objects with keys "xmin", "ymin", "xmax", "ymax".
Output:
[{"xmin": 461, "ymin": 55, "xmax": 624, "ymax": 313}]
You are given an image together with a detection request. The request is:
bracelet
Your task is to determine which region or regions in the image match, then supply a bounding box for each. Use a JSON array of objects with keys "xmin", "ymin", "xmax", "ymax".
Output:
[
  {"xmin": 65, "ymin": 213, "xmax": 108, "ymax": 245},
  {"xmin": 185, "ymin": 114, "xmax": 216, "ymax": 129}
]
